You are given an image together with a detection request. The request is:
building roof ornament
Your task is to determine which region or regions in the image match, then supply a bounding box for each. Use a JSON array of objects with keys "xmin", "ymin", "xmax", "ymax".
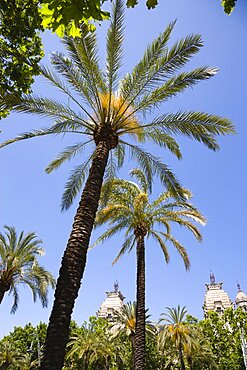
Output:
[
  {"xmin": 210, "ymin": 271, "xmax": 216, "ymax": 284},
  {"xmin": 114, "ymin": 280, "xmax": 119, "ymax": 293}
]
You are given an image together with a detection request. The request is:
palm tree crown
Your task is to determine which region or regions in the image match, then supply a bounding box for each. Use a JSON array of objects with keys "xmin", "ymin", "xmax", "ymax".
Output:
[
  {"xmin": 0, "ymin": 1, "xmax": 233, "ymax": 209},
  {"xmin": 0, "ymin": 225, "xmax": 55, "ymax": 313},
  {"xmin": 94, "ymin": 168, "xmax": 206, "ymax": 268}
]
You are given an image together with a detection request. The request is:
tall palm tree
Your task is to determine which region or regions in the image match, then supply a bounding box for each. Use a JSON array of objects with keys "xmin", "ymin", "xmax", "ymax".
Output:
[
  {"xmin": 0, "ymin": 226, "xmax": 55, "ymax": 313},
  {"xmin": 93, "ymin": 169, "xmax": 206, "ymax": 369},
  {"xmin": 0, "ymin": 0, "xmax": 233, "ymax": 366}
]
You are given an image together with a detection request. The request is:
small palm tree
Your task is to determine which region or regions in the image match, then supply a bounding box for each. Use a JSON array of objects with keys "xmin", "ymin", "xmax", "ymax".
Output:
[
  {"xmin": 185, "ymin": 335, "xmax": 218, "ymax": 370},
  {"xmin": 159, "ymin": 306, "xmax": 192, "ymax": 370},
  {"xmin": 0, "ymin": 341, "xmax": 24, "ymax": 370},
  {"xmin": 110, "ymin": 301, "xmax": 155, "ymax": 369},
  {"xmin": 0, "ymin": 0, "xmax": 233, "ymax": 367},
  {"xmin": 94, "ymin": 169, "xmax": 206, "ymax": 369},
  {"xmin": 66, "ymin": 321, "xmax": 123, "ymax": 370},
  {"xmin": 158, "ymin": 307, "xmax": 218, "ymax": 370},
  {"xmin": 18, "ymin": 353, "xmax": 39, "ymax": 370},
  {"xmin": 0, "ymin": 226, "xmax": 55, "ymax": 313}
]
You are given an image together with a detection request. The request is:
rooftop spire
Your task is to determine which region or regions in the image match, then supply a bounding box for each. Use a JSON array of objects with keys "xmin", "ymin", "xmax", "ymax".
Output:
[
  {"xmin": 210, "ymin": 271, "xmax": 215, "ymax": 284},
  {"xmin": 237, "ymin": 282, "xmax": 241, "ymax": 292},
  {"xmin": 114, "ymin": 280, "xmax": 119, "ymax": 292}
]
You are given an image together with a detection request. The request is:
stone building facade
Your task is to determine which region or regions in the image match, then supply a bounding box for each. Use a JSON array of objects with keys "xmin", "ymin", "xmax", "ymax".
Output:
[
  {"xmin": 97, "ymin": 281, "xmax": 125, "ymax": 321},
  {"xmin": 203, "ymin": 273, "xmax": 247, "ymax": 317}
]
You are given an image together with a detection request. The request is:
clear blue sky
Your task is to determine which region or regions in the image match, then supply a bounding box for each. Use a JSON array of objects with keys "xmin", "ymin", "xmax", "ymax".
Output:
[{"xmin": 1, "ymin": 0, "xmax": 247, "ymax": 337}]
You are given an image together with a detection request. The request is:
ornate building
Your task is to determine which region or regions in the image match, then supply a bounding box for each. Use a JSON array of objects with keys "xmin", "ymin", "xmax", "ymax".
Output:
[
  {"xmin": 97, "ymin": 281, "xmax": 125, "ymax": 321},
  {"xmin": 203, "ymin": 273, "xmax": 247, "ymax": 317},
  {"xmin": 235, "ymin": 283, "xmax": 247, "ymax": 312}
]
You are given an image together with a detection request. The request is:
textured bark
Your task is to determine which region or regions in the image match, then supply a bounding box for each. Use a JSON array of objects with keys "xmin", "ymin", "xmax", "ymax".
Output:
[
  {"xmin": 0, "ymin": 285, "xmax": 6, "ymax": 304},
  {"xmin": 178, "ymin": 341, "xmax": 186, "ymax": 370},
  {"xmin": 134, "ymin": 234, "xmax": 146, "ymax": 370},
  {"xmin": 130, "ymin": 334, "xmax": 135, "ymax": 369},
  {"xmin": 0, "ymin": 279, "xmax": 10, "ymax": 304},
  {"xmin": 40, "ymin": 141, "xmax": 110, "ymax": 370}
]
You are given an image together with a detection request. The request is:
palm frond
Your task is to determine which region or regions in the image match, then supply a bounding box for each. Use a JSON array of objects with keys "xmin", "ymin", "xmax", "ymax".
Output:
[
  {"xmin": 119, "ymin": 21, "xmax": 176, "ymax": 102},
  {"xmin": 112, "ymin": 234, "xmax": 136, "ymax": 265},
  {"xmin": 161, "ymin": 233, "xmax": 190, "ymax": 270},
  {"xmin": 143, "ymin": 130, "xmax": 182, "ymax": 159},
  {"xmin": 123, "ymin": 141, "xmax": 184, "ymax": 199},
  {"xmin": 130, "ymin": 168, "xmax": 149, "ymax": 193},
  {"xmin": 0, "ymin": 126, "xmax": 86, "ymax": 149},
  {"xmin": 150, "ymin": 231, "xmax": 170, "ymax": 263},
  {"xmin": 5, "ymin": 225, "xmax": 17, "ymax": 252},
  {"xmin": 120, "ymin": 33, "xmax": 203, "ymax": 109},
  {"xmin": 45, "ymin": 140, "xmax": 93, "ymax": 173},
  {"xmin": 96, "ymin": 204, "xmax": 131, "ymax": 226},
  {"xmin": 152, "ymin": 217, "xmax": 171, "ymax": 234},
  {"xmin": 106, "ymin": 0, "xmax": 125, "ymax": 95},
  {"xmin": 140, "ymin": 111, "xmax": 234, "ymax": 150},
  {"xmin": 99, "ymin": 177, "xmax": 139, "ymax": 208},
  {"xmin": 100, "ymin": 151, "xmax": 119, "ymax": 205},
  {"xmin": 149, "ymin": 191, "xmax": 173, "ymax": 209},
  {"xmin": 135, "ymin": 67, "xmax": 218, "ymax": 113},
  {"xmin": 160, "ymin": 305, "xmax": 188, "ymax": 324},
  {"xmin": 114, "ymin": 143, "xmax": 125, "ymax": 168},
  {"xmin": 62, "ymin": 28, "xmax": 105, "ymax": 111},
  {"xmin": 61, "ymin": 156, "xmax": 94, "ymax": 211},
  {"xmin": 104, "ymin": 150, "xmax": 118, "ymax": 183},
  {"xmin": 0, "ymin": 92, "xmax": 74, "ymax": 119},
  {"xmin": 92, "ymin": 221, "xmax": 129, "ymax": 248},
  {"xmin": 9, "ymin": 286, "xmax": 19, "ymax": 314},
  {"xmin": 18, "ymin": 233, "xmax": 43, "ymax": 253},
  {"xmin": 49, "ymin": 53, "xmax": 98, "ymax": 109},
  {"xmin": 175, "ymin": 209, "xmax": 206, "ymax": 226},
  {"xmin": 40, "ymin": 63, "xmax": 97, "ymax": 121},
  {"xmin": 167, "ymin": 215, "xmax": 203, "ymax": 241}
]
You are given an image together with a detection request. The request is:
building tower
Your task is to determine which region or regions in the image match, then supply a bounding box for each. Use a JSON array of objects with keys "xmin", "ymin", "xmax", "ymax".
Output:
[
  {"xmin": 97, "ymin": 281, "xmax": 125, "ymax": 321},
  {"xmin": 235, "ymin": 283, "xmax": 247, "ymax": 312},
  {"xmin": 203, "ymin": 272, "xmax": 233, "ymax": 317}
]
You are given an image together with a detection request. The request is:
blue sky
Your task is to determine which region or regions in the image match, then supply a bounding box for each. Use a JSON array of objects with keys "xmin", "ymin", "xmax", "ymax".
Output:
[{"xmin": 1, "ymin": 0, "xmax": 247, "ymax": 337}]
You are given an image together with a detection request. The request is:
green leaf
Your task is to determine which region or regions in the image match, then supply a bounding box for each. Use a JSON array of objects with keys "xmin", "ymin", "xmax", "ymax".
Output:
[
  {"xmin": 146, "ymin": 0, "xmax": 158, "ymax": 9},
  {"xmin": 221, "ymin": 0, "xmax": 237, "ymax": 14},
  {"xmin": 126, "ymin": 0, "xmax": 138, "ymax": 8}
]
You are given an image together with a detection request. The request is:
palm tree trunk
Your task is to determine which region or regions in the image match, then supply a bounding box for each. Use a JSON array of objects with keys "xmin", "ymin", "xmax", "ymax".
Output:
[
  {"xmin": 187, "ymin": 356, "xmax": 193, "ymax": 370},
  {"xmin": 130, "ymin": 334, "xmax": 135, "ymax": 369},
  {"xmin": 134, "ymin": 234, "xmax": 146, "ymax": 370},
  {"xmin": 178, "ymin": 341, "xmax": 186, "ymax": 370},
  {"xmin": 40, "ymin": 140, "xmax": 110, "ymax": 370},
  {"xmin": 0, "ymin": 280, "xmax": 9, "ymax": 304},
  {"xmin": 0, "ymin": 287, "xmax": 6, "ymax": 304}
]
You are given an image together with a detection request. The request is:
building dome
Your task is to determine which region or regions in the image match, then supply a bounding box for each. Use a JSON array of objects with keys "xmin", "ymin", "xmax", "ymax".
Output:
[
  {"xmin": 97, "ymin": 281, "xmax": 125, "ymax": 321},
  {"xmin": 203, "ymin": 273, "xmax": 233, "ymax": 317},
  {"xmin": 235, "ymin": 284, "xmax": 247, "ymax": 311}
]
